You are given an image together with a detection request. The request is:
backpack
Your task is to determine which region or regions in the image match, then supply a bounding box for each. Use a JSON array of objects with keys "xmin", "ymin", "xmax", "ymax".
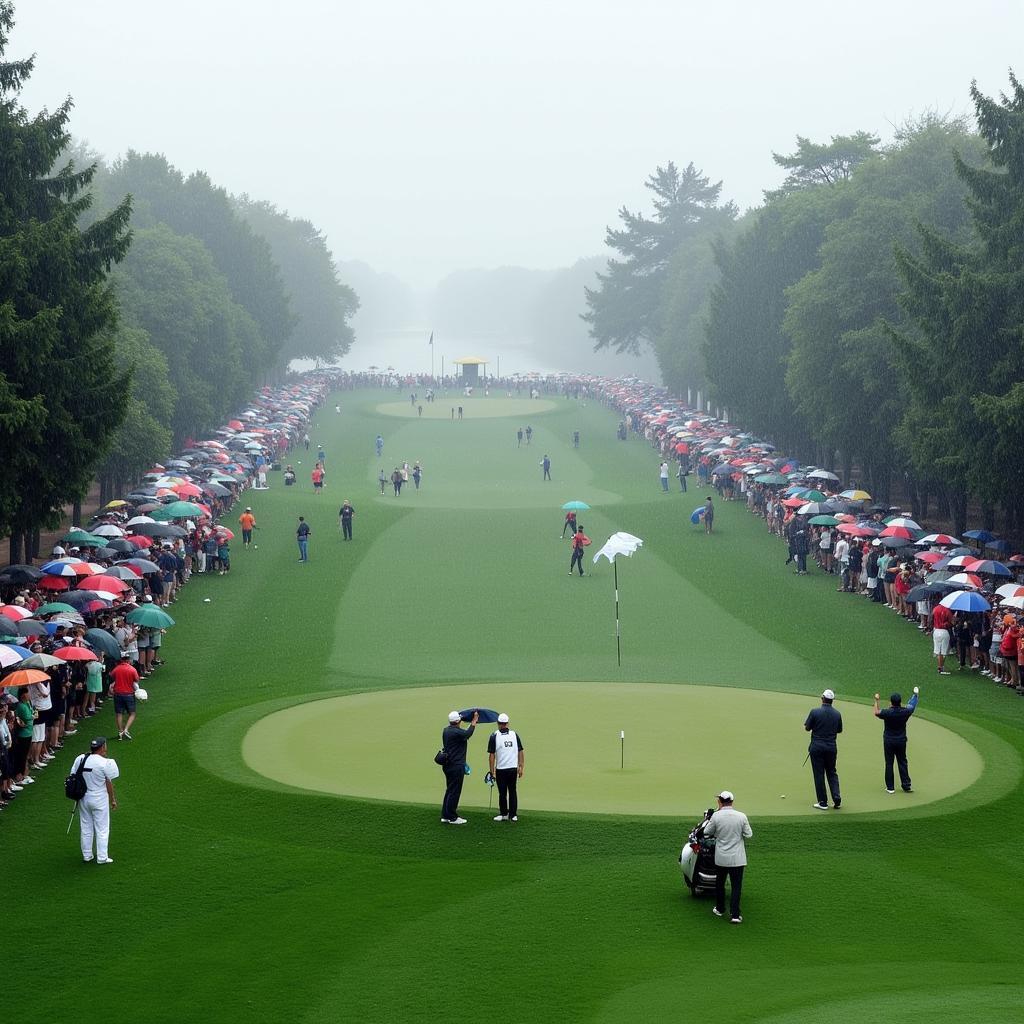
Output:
[{"xmin": 65, "ymin": 753, "xmax": 91, "ymax": 801}]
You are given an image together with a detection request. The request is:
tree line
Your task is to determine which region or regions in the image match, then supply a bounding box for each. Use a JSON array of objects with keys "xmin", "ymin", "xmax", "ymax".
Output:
[
  {"xmin": 585, "ymin": 80, "xmax": 1024, "ymax": 537},
  {"xmin": 0, "ymin": 2, "xmax": 358, "ymax": 560}
]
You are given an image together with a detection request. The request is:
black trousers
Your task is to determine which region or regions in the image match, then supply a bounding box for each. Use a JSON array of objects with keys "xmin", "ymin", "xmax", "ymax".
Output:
[
  {"xmin": 810, "ymin": 749, "xmax": 841, "ymax": 805},
  {"xmin": 496, "ymin": 767, "xmax": 518, "ymax": 817},
  {"xmin": 884, "ymin": 740, "xmax": 911, "ymax": 791},
  {"xmin": 441, "ymin": 768, "xmax": 465, "ymax": 821},
  {"xmin": 715, "ymin": 865, "xmax": 744, "ymax": 918},
  {"xmin": 570, "ymin": 548, "xmax": 585, "ymax": 575},
  {"xmin": 341, "ymin": 519, "xmax": 352, "ymax": 539}
]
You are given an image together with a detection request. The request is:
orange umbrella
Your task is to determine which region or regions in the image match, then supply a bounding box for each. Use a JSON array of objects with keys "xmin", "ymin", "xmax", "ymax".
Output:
[{"xmin": 2, "ymin": 669, "xmax": 50, "ymax": 687}]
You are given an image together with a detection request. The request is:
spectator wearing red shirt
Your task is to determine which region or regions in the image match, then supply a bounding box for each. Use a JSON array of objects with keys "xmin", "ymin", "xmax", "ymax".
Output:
[
  {"xmin": 999, "ymin": 618, "xmax": 1020, "ymax": 690},
  {"xmin": 568, "ymin": 528, "xmax": 591, "ymax": 577},
  {"xmin": 109, "ymin": 652, "xmax": 141, "ymax": 741},
  {"xmin": 931, "ymin": 602, "xmax": 953, "ymax": 675},
  {"xmin": 562, "ymin": 510, "xmax": 577, "ymax": 539}
]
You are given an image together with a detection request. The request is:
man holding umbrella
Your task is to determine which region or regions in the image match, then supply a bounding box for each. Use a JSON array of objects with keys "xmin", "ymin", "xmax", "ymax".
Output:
[{"xmin": 440, "ymin": 710, "xmax": 479, "ymax": 824}]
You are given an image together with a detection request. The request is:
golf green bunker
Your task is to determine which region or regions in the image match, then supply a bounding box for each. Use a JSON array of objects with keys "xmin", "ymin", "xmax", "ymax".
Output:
[
  {"xmin": 242, "ymin": 683, "xmax": 983, "ymax": 816},
  {"xmin": 376, "ymin": 397, "xmax": 557, "ymax": 419}
]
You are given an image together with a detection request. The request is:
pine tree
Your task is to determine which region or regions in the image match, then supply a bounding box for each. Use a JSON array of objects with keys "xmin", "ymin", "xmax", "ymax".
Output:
[{"xmin": 0, "ymin": 1, "xmax": 132, "ymax": 559}]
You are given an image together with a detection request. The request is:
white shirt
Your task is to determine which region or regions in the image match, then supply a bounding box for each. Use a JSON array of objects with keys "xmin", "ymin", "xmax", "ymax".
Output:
[
  {"xmin": 834, "ymin": 538, "xmax": 850, "ymax": 564},
  {"xmin": 72, "ymin": 752, "xmax": 120, "ymax": 798},
  {"xmin": 29, "ymin": 681, "xmax": 51, "ymax": 711},
  {"xmin": 490, "ymin": 729, "xmax": 522, "ymax": 770}
]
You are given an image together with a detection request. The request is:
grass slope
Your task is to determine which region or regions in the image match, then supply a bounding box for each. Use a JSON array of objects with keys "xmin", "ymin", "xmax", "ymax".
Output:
[{"xmin": 9, "ymin": 388, "xmax": 1024, "ymax": 1024}]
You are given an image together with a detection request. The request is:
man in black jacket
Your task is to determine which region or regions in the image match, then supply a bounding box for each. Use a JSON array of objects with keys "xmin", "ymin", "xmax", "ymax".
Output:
[
  {"xmin": 805, "ymin": 689, "xmax": 843, "ymax": 809},
  {"xmin": 440, "ymin": 710, "xmax": 479, "ymax": 824}
]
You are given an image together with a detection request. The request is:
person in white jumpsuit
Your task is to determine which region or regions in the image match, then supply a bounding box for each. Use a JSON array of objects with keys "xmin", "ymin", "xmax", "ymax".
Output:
[{"xmin": 72, "ymin": 737, "xmax": 120, "ymax": 864}]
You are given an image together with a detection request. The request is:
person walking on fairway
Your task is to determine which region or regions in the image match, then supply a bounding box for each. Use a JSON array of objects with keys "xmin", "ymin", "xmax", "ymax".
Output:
[
  {"xmin": 338, "ymin": 500, "xmax": 355, "ymax": 541},
  {"xmin": 375, "ymin": 434, "xmax": 384, "ymax": 458},
  {"xmin": 704, "ymin": 496, "xmax": 715, "ymax": 534},
  {"xmin": 296, "ymin": 516, "xmax": 311, "ymax": 562},
  {"xmin": 525, "ymin": 425, "xmax": 532, "ymax": 445},
  {"xmin": 542, "ymin": 454, "xmax": 551, "ymax": 481},
  {"xmin": 805, "ymin": 689, "xmax": 842, "ymax": 809},
  {"xmin": 238, "ymin": 507, "xmax": 256, "ymax": 548},
  {"xmin": 702, "ymin": 790, "xmax": 752, "ymax": 924},
  {"xmin": 440, "ymin": 710, "xmax": 479, "ymax": 824},
  {"xmin": 488, "ymin": 713, "xmax": 524, "ymax": 821},
  {"xmin": 873, "ymin": 687, "xmax": 919, "ymax": 793},
  {"xmin": 677, "ymin": 459, "xmax": 688, "ymax": 492},
  {"xmin": 569, "ymin": 526, "xmax": 591, "ymax": 576},
  {"xmin": 378, "ymin": 468, "xmax": 387, "ymax": 495},
  {"xmin": 72, "ymin": 736, "xmax": 120, "ymax": 864},
  {"xmin": 517, "ymin": 427, "xmax": 523, "ymax": 447}
]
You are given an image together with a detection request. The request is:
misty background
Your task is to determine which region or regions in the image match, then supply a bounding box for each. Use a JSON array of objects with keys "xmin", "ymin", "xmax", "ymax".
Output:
[{"xmin": 11, "ymin": 0, "xmax": 1024, "ymax": 379}]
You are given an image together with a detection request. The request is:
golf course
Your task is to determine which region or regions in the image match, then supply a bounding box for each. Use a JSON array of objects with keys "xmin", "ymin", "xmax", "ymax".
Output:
[{"xmin": 15, "ymin": 389, "xmax": 1024, "ymax": 1023}]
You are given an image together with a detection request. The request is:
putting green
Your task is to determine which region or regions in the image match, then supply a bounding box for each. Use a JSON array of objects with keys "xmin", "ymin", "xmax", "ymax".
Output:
[
  {"xmin": 242, "ymin": 682, "xmax": 983, "ymax": 816},
  {"xmin": 377, "ymin": 397, "xmax": 557, "ymax": 418}
]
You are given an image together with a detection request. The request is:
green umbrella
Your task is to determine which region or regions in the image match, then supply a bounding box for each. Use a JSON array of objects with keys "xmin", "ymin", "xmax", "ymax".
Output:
[
  {"xmin": 125, "ymin": 606, "xmax": 176, "ymax": 629},
  {"xmin": 150, "ymin": 500, "xmax": 205, "ymax": 521},
  {"xmin": 63, "ymin": 529, "xmax": 106, "ymax": 546},
  {"xmin": 36, "ymin": 602, "xmax": 78, "ymax": 615},
  {"xmin": 808, "ymin": 515, "xmax": 840, "ymax": 527},
  {"xmin": 755, "ymin": 473, "xmax": 789, "ymax": 486},
  {"xmin": 84, "ymin": 628, "xmax": 122, "ymax": 659},
  {"xmin": 561, "ymin": 501, "xmax": 591, "ymax": 511},
  {"xmin": 795, "ymin": 489, "xmax": 828, "ymax": 502}
]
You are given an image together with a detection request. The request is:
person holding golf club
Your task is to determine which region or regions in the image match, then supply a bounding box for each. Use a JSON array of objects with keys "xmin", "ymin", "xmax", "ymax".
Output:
[
  {"xmin": 440, "ymin": 709, "xmax": 479, "ymax": 824},
  {"xmin": 702, "ymin": 790, "xmax": 752, "ymax": 924},
  {"xmin": 487, "ymin": 713, "xmax": 524, "ymax": 821},
  {"xmin": 72, "ymin": 737, "xmax": 120, "ymax": 864},
  {"xmin": 873, "ymin": 687, "xmax": 919, "ymax": 793},
  {"xmin": 805, "ymin": 688, "xmax": 843, "ymax": 809},
  {"xmin": 568, "ymin": 526, "xmax": 591, "ymax": 576}
]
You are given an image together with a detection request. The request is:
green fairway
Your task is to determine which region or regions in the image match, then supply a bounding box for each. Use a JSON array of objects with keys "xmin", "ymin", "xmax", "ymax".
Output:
[
  {"xmin": 241, "ymin": 683, "xmax": 985, "ymax": 815},
  {"xmin": 376, "ymin": 395, "xmax": 557, "ymax": 418},
  {"xmin": 12, "ymin": 386, "xmax": 1024, "ymax": 1024}
]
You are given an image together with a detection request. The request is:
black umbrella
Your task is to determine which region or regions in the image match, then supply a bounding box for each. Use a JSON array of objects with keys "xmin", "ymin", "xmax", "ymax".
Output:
[
  {"xmin": 458, "ymin": 708, "xmax": 500, "ymax": 723},
  {"xmin": 105, "ymin": 539, "xmax": 137, "ymax": 554},
  {"xmin": 93, "ymin": 546, "xmax": 119, "ymax": 560},
  {"xmin": 202, "ymin": 482, "xmax": 231, "ymax": 497},
  {"xmin": 116, "ymin": 558, "xmax": 160, "ymax": 574},
  {"xmin": 0, "ymin": 615, "xmax": 20, "ymax": 635},
  {"xmin": 84, "ymin": 628, "xmax": 121, "ymax": 659},
  {"xmin": 15, "ymin": 619, "xmax": 47, "ymax": 637},
  {"xmin": 58, "ymin": 590, "xmax": 100, "ymax": 609},
  {"xmin": 129, "ymin": 522, "xmax": 185, "ymax": 538},
  {"xmin": 0, "ymin": 564, "xmax": 44, "ymax": 584}
]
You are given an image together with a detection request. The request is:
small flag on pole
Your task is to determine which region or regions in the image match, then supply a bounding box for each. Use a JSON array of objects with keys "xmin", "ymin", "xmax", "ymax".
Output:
[{"xmin": 428, "ymin": 331, "xmax": 434, "ymax": 346}]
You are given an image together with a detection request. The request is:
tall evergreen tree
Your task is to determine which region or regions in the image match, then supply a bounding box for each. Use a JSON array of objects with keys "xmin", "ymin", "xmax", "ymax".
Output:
[
  {"xmin": 0, "ymin": 2, "xmax": 132, "ymax": 560},
  {"xmin": 891, "ymin": 75, "xmax": 1024, "ymax": 533},
  {"xmin": 583, "ymin": 162, "xmax": 734, "ymax": 355}
]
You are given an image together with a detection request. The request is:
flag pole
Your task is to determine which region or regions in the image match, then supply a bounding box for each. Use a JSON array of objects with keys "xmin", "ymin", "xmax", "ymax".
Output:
[
  {"xmin": 430, "ymin": 330, "xmax": 434, "ymax": 383},
  {"xmin": 620, "ymin": 730, "xmax": 625, "ymax": 770},
  {"xmin": 614, "ymin": 558, "xmax": 621, "ymax": 666}
]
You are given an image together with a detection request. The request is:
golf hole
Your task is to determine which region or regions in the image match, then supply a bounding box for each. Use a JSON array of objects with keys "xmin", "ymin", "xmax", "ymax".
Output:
[{"xmin": 242, "ymin": 683, "xmax": 984, "ymax": 816}]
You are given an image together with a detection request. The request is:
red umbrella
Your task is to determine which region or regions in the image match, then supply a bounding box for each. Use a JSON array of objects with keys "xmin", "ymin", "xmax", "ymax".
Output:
[
  {"xmin": 81, "ymin": 599, "xmax": 111, "ymax": 613},
  {"xmin": 79, "ymin": 576, "xmax": 130, "ymax": 594},
  {"xmin": 675, "ymin": 442, "xmax": 689, "ymax": 454},
  {"xmin": 0, "ymin": 605, "xmax": 32, "ymax": 620},
  {"xmin": 54, "ymin": 646, "xmax": 98, "ymax": 662},
  {"xmin": 915, "ymin": 551, "xmax": 946, "ymax": 565},
  {"xmin": 878, "ymin": 526, "xmax": 915, "ymax": 541},
  {"xmin": 173, "ymin": 482, "xmax": 203, "ymax": 498},
  {"xmin": 38, "ymin": 576, "xmax": 71, "ymax": 591},
  {"xmin": 782, "ymin": 497, "xmax": 806, "ymax": 509},
  {"xmin": 228, "ymin": 419, "xmax": 244, "ymax": 430},
  {"xmin": 124, "ymin": 535, "xmax": 154, "ymax": 548},
  {"xmin": 214, "ymin": 527, "xmax": 235, "ymax": 540}
]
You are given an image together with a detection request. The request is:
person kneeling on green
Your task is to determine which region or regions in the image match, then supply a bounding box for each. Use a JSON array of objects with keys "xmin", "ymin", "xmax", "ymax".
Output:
[{"xmin": 440, "ymin": 710, "xmax": 478, "ymax": 825}]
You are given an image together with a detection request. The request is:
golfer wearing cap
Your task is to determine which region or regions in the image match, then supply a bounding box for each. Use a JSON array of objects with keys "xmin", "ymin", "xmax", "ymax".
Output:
[
  {"xmin": 805, "ymin": 689, "xmax": 843, "ymax": 809},
  {"xmin": 239, "ymin": 508, "xmax": 256, "ymax": 548},
  {"xmin": 338, "ymin": 500, "xmax": 355, "ymax": 541},
  {"xmin": 487, "ymin": 713, "xmax": 524, "ymax": 821},
  {"xmin": 702, "ymin": 791, "xmax": 752, "ymax": 923},
  {"xmin": 873, "ymin": 687, "xmax": 919, "ymax": 793},
  {"xmin": 440, "ymin": 710, "xmax": 479, "ymax": 824},
  {"xmin": 72, "ymin": 738, "xmax": 120, "ymax": 864}
]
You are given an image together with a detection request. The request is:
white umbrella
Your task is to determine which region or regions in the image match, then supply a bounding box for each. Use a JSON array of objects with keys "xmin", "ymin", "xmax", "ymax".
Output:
[
  {"xmin": 807, "ymin": 469, "xmax": 840, "ymax": 482},
  {"xmin": 995, "ymin": 583, "xmax": 1024, "ymax": 600},
  {"xmin": 125, "ymin": 516, "xmax": 156, "ymax": 527},
  {"xmin": 1001, "ymin": 594, "xmax": 1024, "ymax": 610},
  {"xmin": 92, "ymin": 524, "xmax": 125, "ymax": 537},
  {"xmin": 593, "ymin": 533, "xmax": 644, "ymax": 666}
]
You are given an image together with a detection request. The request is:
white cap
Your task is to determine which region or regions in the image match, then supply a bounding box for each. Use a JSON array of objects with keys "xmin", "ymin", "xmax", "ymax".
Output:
[
  {"xmin": 718, "ymin": 790, "xmax": 734, "ymax": 802},
  {"xmin": 143, "ymin": 595, "xmax": 154, "ymax": 602},
  {"xmin": 497, "ymin": 713, "xmax": 509, "ymax": 724},
  {"xmin": 822, "ymin": 688, "xmax": 835, "ymax": 701},
  {"xmin": 448, "ymin": 711, "xmax": 461, "ymax": 723}
]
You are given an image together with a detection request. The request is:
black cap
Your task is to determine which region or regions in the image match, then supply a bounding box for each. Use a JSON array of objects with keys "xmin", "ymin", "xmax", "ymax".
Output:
[
  {"xmin": 890, "ymin": 693, "xmax": 902, "ymax": 705},
  {"xmin": 90, "ymin": 737, "xmax": 107, "ymax": 751}
]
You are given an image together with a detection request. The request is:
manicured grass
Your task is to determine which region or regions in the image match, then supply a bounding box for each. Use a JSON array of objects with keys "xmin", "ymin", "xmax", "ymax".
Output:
[{"xmin": 10, "ymin": 387, "xmax": 1024, "ymax": 1023}]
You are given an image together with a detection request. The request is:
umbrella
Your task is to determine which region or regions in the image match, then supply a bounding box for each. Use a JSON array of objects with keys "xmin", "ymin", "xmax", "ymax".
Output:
[
  {"xmin": 91, "ymin": 524, "xmax": 125, "ymax": 537},
  {"xmin": 202, "ymin": 482, "xmax": 232, "ymax": 497},
  {"xmin": 794, "ymin": 489, "xmax": 828, "ymax": 502},
  {"xmin": 797, "ymin": 502, "xmax": 831, "ymax": 516},
  {"xmin": 915, "ymin": 551, "xmax": 947, "ymax": 565},
  {"xmin": 38, "ymin": 576, "xmax": 71, "ymax": 591},
  {"xmin": 2, "ymin": 668, "xmax": 50, "ymax": 688},
  {"xmin": 0, "ymin": 605, "xmax": 31, "ymax": 621},
  {"xmin": 125, "ymin": 516, "xmax": 156, "ymax": 527},
  {"xmin": 690, "ymin": 507, "xmax": 707, "ymax": 524},
  {"xmin": 884, "ymin": 517, "xmax": 922, "ymax": 530},
  {"xmin": 127, "ymin": 522, "xmax": 184, "ymax": 538},
  {"xmin": 0, "ymin": 564, "xmax": 44, "ymax": 584},
  {"xmin": 995, "ymin": 584, "xmax": 1024, "ymax": 600},
  {"xmin": 53, "ymin": 646, "xmax": 98, "ymax": 663},
  {"xmin": 947, "ymin": 572, "xmax": 983, "ymax": 589},
  {"xmin": 879, "ymin": 526, "xmax": 917, "ymax": 541},
  {"xmin": 1002, "ymin": 595, "xmax": 1024, "ymax": 610},
  {"xmin": 905, "ymin": 583, "xmax": 946, "ymax": 604},
  {"xmin": 62, "ymin": 529, "xmax": 106, "ymax": 547},
  {"xmin": 54, "ymin": 591, "xmax": 101, "ymax": 610},
  {"xmin": 158, "ymin": 500, "xmax": 204, "ymax": 518},
  {"xmin": 808, "ymin": 515, "xmax": 840, "ymax": 527},
  {"xmin": 105, "ymin": 539, "xmax": 139, "ymax": 554},
  {"xmin": 116, "ymin": 558, "xmax": 160, "ymax": 574},
  {"xmin": 0, "ymin": 644, "xmax": 30, "ymax": 667},
  {"xmin": 125, "ymin": 606, "xmax": 176, "ymax": 628},
  {"xmin": 918, "ymin": 534, "xmax": 961, "ymax": 546},
  {"xmin": 963, "ymin": 529, "xmax": 996, "ymax": 544},
  {"xmin": 944, "ymin": 555, "xmax": 981, "ymax": 569},
  {"xmin": 18, "ymin": 652, "xmax": 65, "ymax": 670},
  {"xmin": 78, "ymin": 575, "xmax": 130, "ymax": 594},
  {"xmin": 807, "ymin": 469, "xmax": 840, "ymax": 482},
  {"xmin": 40, "ymin": 560, "xmax": 81, "ymax": 577},
  {"xmin": 839, "ymin": 489, "xmax": 871, "ymax": 501},
  {"xmin": 14, "ymin": 620, "xmax": 46, "ymax": 637},
  {"xmin": 966, "ymin": 559, "xmax": 1012, "ymax": 578},
  {"xmin": 939, "ymin": 591, "xmax": 991, "ymax": 613},
  {"xmin": 0, "ymin": 615, "xmax": 20, "ymax": 636},
  {"xmin": 457, "ymin": 708, "xmax": 500, "ymax": 724},
  {"xmin": 986, "ymin": 539, "xmax": 1012, "ymax": 553},
  {"xmin": 214, "ymin": 527, "xmax": 235, "ymax": 540},
  {"xmin": 561, "ymin": 501, "xmax": 591, "ymax": 511},
  {"xmin": 592, "ymin": 533, "xmax": 644, "ymax": 667},
  {"xmin": 84, "ymin": 628, "xmax": 122, "ymax": 659},
  {"xmin": 755, "ymin": 473, "xmax": 790, "ymax": 486},
  {"xmin": 711, "ymin": 465, "xmax": 733, "ymax": 476}
]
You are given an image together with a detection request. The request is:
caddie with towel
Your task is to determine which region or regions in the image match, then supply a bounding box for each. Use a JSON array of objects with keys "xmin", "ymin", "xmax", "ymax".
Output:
[
  {"xmin": 70, "ymin": 737, "xmax": 120, "ymax": 864},
  {"xmin": 487, "ymin": 713, "xmax": 525, "ymax": 821}
]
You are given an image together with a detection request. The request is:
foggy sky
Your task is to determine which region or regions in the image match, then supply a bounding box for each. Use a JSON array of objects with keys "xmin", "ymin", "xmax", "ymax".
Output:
[{"xmin": 11, "ymin": 1, "xmax": 1024, "ymax": 289}]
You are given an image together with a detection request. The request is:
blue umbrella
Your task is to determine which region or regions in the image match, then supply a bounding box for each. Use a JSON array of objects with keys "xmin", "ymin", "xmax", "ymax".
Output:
[
  {"xmin": 963, "ymin": 529, "xmax": 995, "ymax": 543},
  {"xmin": 987, "ymin": 539, "xmax": 1012, "ymax": 553},
  {"xmin": 690, "ymin": 507, "xmax": 707, "ymax": 524},
  {"xmin": 939, "ymin": 591, "xmax": 991, "ymax": 613},
  {"xmin": 561, "ymin": 500, "xmax": 591, "ymax": 511},
  {"xmin": 458, "ymin": 708, "xmax": 500, "ymax": 723}
]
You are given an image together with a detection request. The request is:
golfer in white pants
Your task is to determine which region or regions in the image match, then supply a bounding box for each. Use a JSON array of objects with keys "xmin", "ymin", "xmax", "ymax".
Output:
[{"xmin": 73, "ymin": 737, "xmax": 120, "ymax": 864}]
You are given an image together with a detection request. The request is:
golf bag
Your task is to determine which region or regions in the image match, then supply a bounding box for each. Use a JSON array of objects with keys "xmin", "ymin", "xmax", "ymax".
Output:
[{"xmin": 679, "ymin": 808, "xmax": 718, "ymax": 897}]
